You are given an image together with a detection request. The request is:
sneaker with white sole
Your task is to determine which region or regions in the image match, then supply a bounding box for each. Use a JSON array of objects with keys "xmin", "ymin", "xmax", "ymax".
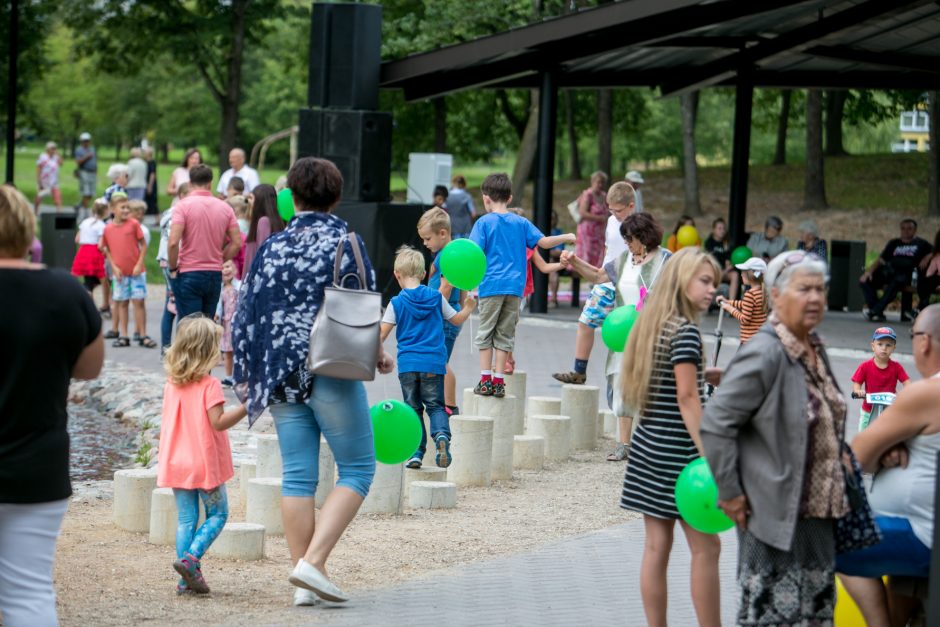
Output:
[
  {"xmin": 289, "ymin": 559, "xmax": 348, "ymax": 603},
  {"xmin": 435, "ymin": 435, "xmax": 452, "ymax": 468},
  {"xmin": 293, "ymin": 587, "xmax": 320, "ymax": 606}
]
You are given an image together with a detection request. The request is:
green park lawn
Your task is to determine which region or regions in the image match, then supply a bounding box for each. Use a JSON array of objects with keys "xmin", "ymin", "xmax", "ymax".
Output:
[{"xmin": 6, "ymin": 142, "xmax": 935, "ymax": 282}]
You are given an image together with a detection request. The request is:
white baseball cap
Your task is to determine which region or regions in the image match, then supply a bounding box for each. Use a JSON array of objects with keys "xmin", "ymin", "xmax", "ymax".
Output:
[
  {"xmin": 625, "ymin": 170, "xmax": 645, "ymax": 184},
  {"xmin": 735, "ymin": 257, "xmax": 768, "ymax": 277},
  {"xmin": 79, "ymin": 132, "xmax": 92, "ymax": 141}
]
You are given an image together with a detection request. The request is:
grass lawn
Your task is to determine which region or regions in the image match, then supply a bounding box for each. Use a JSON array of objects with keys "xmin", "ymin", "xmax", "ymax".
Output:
[{"xmin": 10, "ymin": 141, "xmax": 938, "ymax": 282}]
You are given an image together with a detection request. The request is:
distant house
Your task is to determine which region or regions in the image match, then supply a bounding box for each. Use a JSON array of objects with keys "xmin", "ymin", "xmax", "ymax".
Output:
[{"xmin": 892, "ymin": 106, "xmax": 930, "ymax": 153}]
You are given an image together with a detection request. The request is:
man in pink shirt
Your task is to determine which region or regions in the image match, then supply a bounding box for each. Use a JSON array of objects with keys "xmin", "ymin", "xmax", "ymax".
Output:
[{"xmin": 168, "ymin": 164, "xmax": 242, "ymax": 318}]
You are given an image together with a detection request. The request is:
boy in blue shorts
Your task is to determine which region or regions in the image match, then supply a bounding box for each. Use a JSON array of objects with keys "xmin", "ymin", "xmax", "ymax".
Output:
[
  {"xmin": 470, "ymin": 173, "xmax": 575, "ymax": 398},
  {"xmin": 552, "ymin": 181, "xmax": 637, "ymax": 386},
  {"xmin": 418, "ymin": 207, "xmax": 464, "ymax": 415},
  {"xmin": 381, "ymin": 246, "xmax": 476, "ymax": 469}
]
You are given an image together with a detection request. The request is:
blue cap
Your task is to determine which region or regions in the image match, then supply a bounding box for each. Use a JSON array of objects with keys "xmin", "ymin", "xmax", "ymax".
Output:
[{"xmin": 872, "ymin": 327, "xmax": 896, "ymax": 341}]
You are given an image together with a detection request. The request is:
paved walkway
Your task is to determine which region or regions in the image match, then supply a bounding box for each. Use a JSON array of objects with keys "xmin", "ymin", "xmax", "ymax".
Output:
[{"xmin": 96, "ymin": 287, "xmax": 915, "ymax": 625}]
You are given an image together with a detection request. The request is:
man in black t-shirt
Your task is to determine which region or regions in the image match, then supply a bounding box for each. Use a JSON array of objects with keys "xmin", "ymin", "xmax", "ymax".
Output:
[{"xmin": 860, "ymin": 218, "xmax": 932, "ymax": 322}]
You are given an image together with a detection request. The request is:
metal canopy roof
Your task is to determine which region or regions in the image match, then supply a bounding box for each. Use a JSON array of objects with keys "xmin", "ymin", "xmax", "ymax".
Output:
[{"xmin": 380, "ymin": 0, "xmax": 940, "ymax": 101}]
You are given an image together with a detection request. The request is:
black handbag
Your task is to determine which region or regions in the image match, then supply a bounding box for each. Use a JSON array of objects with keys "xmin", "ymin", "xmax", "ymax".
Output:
[{"xmin": 835, "ymin": 443, "xmax": 882, "ymax": 554}]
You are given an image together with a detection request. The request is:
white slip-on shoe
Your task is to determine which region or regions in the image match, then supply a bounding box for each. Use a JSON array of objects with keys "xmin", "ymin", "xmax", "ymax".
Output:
[
  {"xmin": 293, "ymin": 587, "xmax": 320, "ymax": 607},
  {"xmin": 289, "ymin": 559, "xmax": 348, "ymax": 603}
]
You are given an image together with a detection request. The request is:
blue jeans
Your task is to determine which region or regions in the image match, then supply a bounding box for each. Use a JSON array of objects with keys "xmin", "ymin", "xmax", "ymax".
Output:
[
  {"xmin": 269, "ymin": 376, "xmax": 375, "ymax": 498},
  {"xmin": 443, "ymin": 321, "xmax": 461, "ymax": 362},
  {"xmin": 836, "ymin": 516, "xmax": 931, "ymax": 578},
  {"xmin": 161, "ymin": 267, "xmax": 176, "ymax": 349},
  {"xmin": 173, "ymin": 485, "xmax": 228, "ymax": 560},
  {"xmin": 173, "ymin": 270, "xmax": 222, "ymax": 319},
  {"xmin": 399, "ymin": 371, "xmax": 451, "ymax": 459}
]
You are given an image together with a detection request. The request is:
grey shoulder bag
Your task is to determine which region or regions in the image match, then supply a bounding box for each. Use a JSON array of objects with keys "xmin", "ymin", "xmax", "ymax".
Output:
[{"xmin": 306, "ymin": 232, "xmax": 382, "ymax": 381}]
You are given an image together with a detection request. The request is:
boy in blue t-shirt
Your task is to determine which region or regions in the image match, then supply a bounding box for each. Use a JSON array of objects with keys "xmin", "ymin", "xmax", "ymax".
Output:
[
  {"xmin": 381, "ymin": 246, "xmax": 476, "ymax": 469},
  {"xmin": 470, "ymin": 173, "xmax": 575, "ymax": 398},
  {"xmin": 418, "ymin": 207, "xmax": 463, "ymax": 415}
]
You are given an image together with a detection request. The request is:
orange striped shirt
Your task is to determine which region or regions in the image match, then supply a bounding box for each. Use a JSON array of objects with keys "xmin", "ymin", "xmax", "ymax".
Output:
[{"xmin": 728, "ymin": 288, "xmax": 766, "ymax": 343}]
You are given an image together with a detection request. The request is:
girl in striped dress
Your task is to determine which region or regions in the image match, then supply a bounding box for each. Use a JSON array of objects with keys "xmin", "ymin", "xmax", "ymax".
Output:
[
  {"xmin": 716, "ymin": 256, "xmax": 768, "ymax": 344},
  {"xmin": 619, "ymin": 247, "xmax": 722, "ymax": 627}
]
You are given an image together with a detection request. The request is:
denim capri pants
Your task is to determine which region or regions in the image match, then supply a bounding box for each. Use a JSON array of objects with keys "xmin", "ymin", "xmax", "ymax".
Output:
[{"xmin": 269, "ymin": 375, "xmax": 376, "ymax": 498}]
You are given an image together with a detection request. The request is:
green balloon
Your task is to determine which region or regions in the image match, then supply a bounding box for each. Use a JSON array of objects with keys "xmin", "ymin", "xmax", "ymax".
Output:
[
  {"xmin": 674, "ymin": 458, "xmax": 734, "ymax": 534},
  {"xmin": 601, "ymin": 305, "xmax": 639, "ymax": 351},
  {"xmin": 439, "ymin": 239, "xmax": 487, "ymax": 291},
  {"xmin": 370, "ymin": 399, "xmax": 422, "ymax": 465},
  {"xmin": 277, "ymin": 188, "xmax": 295, "ymax": 222},
  {"xmin": 730, "ymin": 246, "xmax": 752, "ymax": 266}
]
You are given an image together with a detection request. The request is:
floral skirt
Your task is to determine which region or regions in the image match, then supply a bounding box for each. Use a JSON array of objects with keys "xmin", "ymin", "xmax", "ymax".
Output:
[{"xmin": 737, "ymin": 519, "xmax": 836, "ymax": 626}]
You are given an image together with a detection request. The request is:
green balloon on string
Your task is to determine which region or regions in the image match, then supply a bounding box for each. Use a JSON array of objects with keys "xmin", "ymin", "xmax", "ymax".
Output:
[
  {"xmin": 601, "ymin": 305, "xmax": 639, "ymax": 351},
  {"xmin": 730, "ymin": 246, "xmax": 752, "ymax": 266},
  {"xmin": 674, "ymin": 458, "xmax": 734, "ymax": 534},
  {"xmin": 439, "ymin": 238, "xmax": 487, "ymax": 291},
  {"xmin": 369, "ymin": 399, "xmax": 422, "ymax": 465},
  {"xmin": 277, "ymin": 187, "xmax": 295, "ymax": 222}
]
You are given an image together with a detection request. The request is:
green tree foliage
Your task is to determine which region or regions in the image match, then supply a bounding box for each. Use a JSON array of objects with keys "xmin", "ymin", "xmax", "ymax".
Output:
[{"xmin": 0, "ymin": 0, "xmax": 57, "ymax": 127}]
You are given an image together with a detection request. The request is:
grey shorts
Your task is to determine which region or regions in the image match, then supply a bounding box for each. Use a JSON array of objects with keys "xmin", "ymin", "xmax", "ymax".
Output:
[
  {"xmin": 78, "ymin": 170, "xmax": 97, "ymax": 197},
  {"xmin": 475, "ymin": 295, "xmax": 521, "ymax": 352}
]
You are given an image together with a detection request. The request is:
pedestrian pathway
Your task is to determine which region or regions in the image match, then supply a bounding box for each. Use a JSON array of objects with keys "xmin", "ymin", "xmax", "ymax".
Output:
[{"xmin": 319, "ymin": 520, "xmax": 739, "ymax": 626}]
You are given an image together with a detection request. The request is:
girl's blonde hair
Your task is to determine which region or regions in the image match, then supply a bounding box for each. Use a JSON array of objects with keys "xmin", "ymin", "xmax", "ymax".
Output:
[
  {"xmin": 743, "ymin": 270, "xmax": 770, "ymax": 315},
  {"xmin": 0, "ymin": 185, "xmax": 35, "ymax": 258},
  {"xmin": 164, "ymin": 315, "xmax": 222, "ymax": 385},
  {"xmin": 621, "ymin": 247, "xmax": 720, "ymax": 415}
]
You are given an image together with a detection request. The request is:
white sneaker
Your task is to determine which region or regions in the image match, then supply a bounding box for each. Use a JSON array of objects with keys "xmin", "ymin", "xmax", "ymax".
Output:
[
  {"xmin": 293, "ymin": 587, "xmax": 319, "ymax": 606},
  {"xmin": 289, "ymin": 559, "xmax": 348, "ymax": 603}
]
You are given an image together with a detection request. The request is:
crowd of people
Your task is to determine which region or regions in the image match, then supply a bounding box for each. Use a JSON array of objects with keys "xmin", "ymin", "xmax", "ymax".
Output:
[{"xmin": 3, "ymin": 140, "xmax": 940, "ymax": 626}]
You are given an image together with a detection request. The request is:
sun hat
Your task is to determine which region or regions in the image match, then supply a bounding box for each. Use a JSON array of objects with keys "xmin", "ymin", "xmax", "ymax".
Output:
[
  {"xmin": 79, "ymin": 132, "xmax": 92, "ymax": 141},
  {"xmin": 625, "ymin": 170, "xmax": 645, "ymax": 185},
  {"xmin": 735, "ymin": 257, "xmax": 768, "ymax": 277},
  {"xmin": 872, "ymin": 327, "xmax": 897, "ymax": 342},
  {"xmin": 45, "ymin": 141, "xmax": 57, "ymax": 149}
]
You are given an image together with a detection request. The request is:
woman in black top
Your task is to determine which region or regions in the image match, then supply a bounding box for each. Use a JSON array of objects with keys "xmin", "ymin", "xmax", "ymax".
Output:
[{"xmin": 0, "ymin": 185, "xmax": 104, "ymax": 625}]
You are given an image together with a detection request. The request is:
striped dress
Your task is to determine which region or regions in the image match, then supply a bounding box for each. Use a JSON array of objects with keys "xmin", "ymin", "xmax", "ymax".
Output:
[
  {"xmin": 726, "ymin": 286, "xmax": 766, "ymax": 343},
  {"xmin": 620, "ymin": 316, "xmax": 704, "ymax": 519}
]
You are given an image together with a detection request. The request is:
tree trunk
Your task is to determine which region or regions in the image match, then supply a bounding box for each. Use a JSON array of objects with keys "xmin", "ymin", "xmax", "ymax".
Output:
[
  {"xmin": 564, "ymin": 90, "xmax": 581, "ymax": 180},
  {"xmin": 824, "ymin": 90, "xmax": 848, "ymax": 157},
  {"xmin": 804, "ymin": 89, "xmax": 828, "ymax": 210},
  {"xmin": 680, "ymin": 91, "xmax": 702, "ymax": 216},
  {"xmin": 597, "ymin": 89, "xmax": 612, "ymax": 177},
  {"xmin": 512, "ymin": 90, "xmax": 539, "ymax": 205},
  {"xmin": 114, "ymin": 142, "xmax": 122, "ymax": 161},
  {"xmin": 217, "ymin": 0, "xmax": 248, "ymax": 168},
  {"xmin": 161, "ymin": 142, "xmax": 170, "ymax": 163},
  {"xmin": 434, "ymin": 97, "xmax": 447, "ymax": 153},
  {"xmin": 773, "ymin": 90, "xmax": 791, "ymax": 166},
  {"xmin": 929, "ymin": 91, "xmax": 939, "ymax": 217}
]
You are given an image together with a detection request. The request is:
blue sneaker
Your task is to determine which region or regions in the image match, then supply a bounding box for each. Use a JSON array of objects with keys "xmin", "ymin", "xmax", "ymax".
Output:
[{"xmin": 435, "ymin": 436, "xmax": 451, "ymax": 468}]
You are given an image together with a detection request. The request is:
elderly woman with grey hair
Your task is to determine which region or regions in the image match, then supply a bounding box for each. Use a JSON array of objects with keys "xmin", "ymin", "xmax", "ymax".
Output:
[
  {"xmin": 797, "ymin": 219, "xmax": 828, "ymax": 259},
  {"xmin": 700, "ymin": 250, "xmax": 849, "ymax": 625}
]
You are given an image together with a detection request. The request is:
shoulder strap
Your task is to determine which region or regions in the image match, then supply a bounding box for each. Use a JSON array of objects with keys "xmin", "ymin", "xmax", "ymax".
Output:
[{"xmin": 332, "ymin": 232, "xmax": 368, "ymax": 289}]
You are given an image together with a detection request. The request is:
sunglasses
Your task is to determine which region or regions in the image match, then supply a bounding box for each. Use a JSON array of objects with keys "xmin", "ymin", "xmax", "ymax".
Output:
[{"xmin": 774, "ymin": 251, "xmax": 824, "ymax": 285}]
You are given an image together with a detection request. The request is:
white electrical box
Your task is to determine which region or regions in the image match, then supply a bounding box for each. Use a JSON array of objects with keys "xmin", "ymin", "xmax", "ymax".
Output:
[{"xmin": 407, "ymin": 153, "xmax": 453, "ymax": 204}]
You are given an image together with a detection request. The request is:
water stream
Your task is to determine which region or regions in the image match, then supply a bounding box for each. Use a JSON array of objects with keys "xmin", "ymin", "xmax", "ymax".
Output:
[{"xmin": 68, "ymin": 405, "xmax": 138, "ymax": 481}]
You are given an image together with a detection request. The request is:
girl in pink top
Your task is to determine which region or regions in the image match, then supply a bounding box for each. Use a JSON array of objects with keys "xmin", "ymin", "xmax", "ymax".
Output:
[{"xmin": 157, "ymin": 316, "xmax": 245, "ymax": 595}]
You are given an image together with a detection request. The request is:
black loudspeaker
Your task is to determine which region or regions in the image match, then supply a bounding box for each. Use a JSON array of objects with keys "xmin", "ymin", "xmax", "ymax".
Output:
[
  {"xmin": 297, "ymin": 108, "xmax": 392, "ymax": 202},
  {"xmin": 828, "ymin": 240, "xmax": 867, "ymax": 312},
  {"xmin": 332, "ymin": 201, "xmax": 428, "ymax": 305},
  {"xmin": 308, "ymin": 3, "xmax": 382, "ymax": 110}
]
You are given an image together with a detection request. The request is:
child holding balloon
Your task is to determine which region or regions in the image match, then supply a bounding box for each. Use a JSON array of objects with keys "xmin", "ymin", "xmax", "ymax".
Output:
[
  {"xmin": 618, "ymin": 247, "xmax": 723, "ymax": 627},
  {"xmin": 417, "ymin": 207, "xmax": 465, "ymax": 415},
  {"xmin": 469, "ymin": 173, "xmax": 575, "ymax": 398},
  {"xmin": 381, "ymin": 246, "xmax": 476, "ymax": 469},
  {"xmin": 666, "ymin": 215, "xmax": 697, "ymax": 252},
  {"xmin": 157, "ymin": 315, "xmax": 246, "ymax": 594}
]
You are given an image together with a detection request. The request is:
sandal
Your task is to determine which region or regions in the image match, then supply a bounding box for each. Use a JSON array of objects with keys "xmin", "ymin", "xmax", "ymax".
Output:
[
  {"xmin": 606, "ymin": 443, "xmax": 630, "ymax": 462},
  {"xmin": 138, "ymin": 335, "xmax": 157, "ymax": 348},
  {"xmin": 112, "ymin": 337, "xmax": 130, "ymax": 347},
  {"xmin": 98, "ymin": 306, "xmax": 112, "ymax": 319},
  {"xmin": 104, "ymin": 329, "xmax": 120, "ymax": 339}
]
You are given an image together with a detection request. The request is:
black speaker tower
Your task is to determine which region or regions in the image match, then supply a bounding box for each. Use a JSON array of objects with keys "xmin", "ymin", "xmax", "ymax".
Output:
[{"xmin": 300, "ymin": 3, "xmax": 391, "ymax": 203}]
